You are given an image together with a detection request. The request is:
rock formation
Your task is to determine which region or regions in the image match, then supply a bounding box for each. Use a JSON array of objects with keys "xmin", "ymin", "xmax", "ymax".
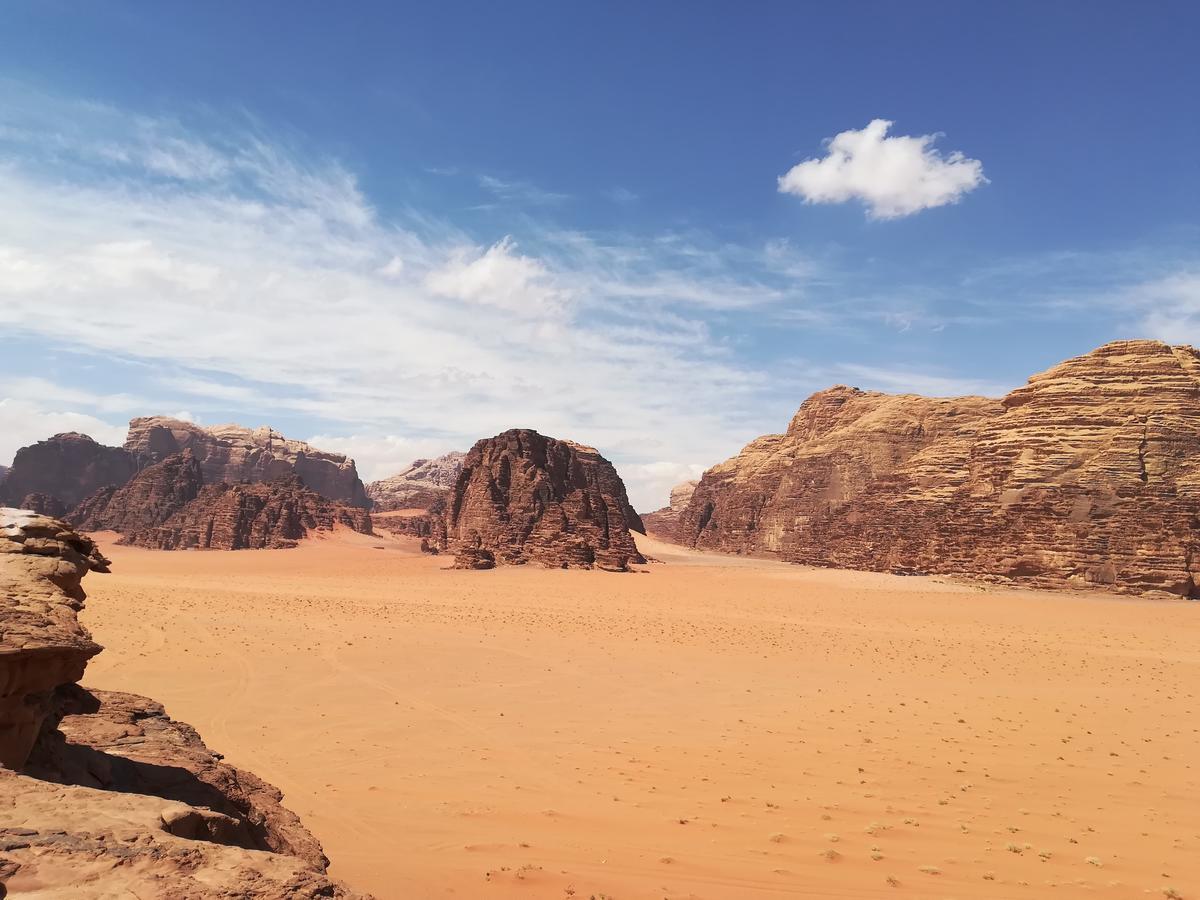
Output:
[
  {"xmin": 0, "ymin": 509, "xmax": 107, "ymax": 770},
  {"xmin": 640, "ymin": 479, "xmax": 699, "ymax": 540},
  {"xmin": 366, "ymin": 451, "xmax": 466, "ymax": 511},
  {"xmin": 0, "ymin": 433, "xmax": 140, "ymax": 511},
  {"xmin": 442, "ymin": 429, "xmax": 645, "ymax": 571},
  {"xmin": 677, "ymin": 340, "xmax": 1200, "ymax": 597},
  {"xmin": 0, "ymin": 508, "xmax": 367, "ymax": 898},
  {"xmin": 14, "ymin": 493, "xmax": 67, "ymax": 518},
  {"xmin": 125, "ymin": 417, "xmax": 371, "ymax": 507},
  {"xmin": 120, "ymin": 473, "xmax": 373, "ymax": 550},
  {"xmin": 70, "ymin": 450, "xmax": 205, "ymax": 534}
]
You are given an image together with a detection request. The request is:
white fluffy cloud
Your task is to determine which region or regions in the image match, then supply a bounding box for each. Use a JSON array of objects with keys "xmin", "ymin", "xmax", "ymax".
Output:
[{"xmin": 778, "ymin": 119, "xmax": 985, "ymax": 219}]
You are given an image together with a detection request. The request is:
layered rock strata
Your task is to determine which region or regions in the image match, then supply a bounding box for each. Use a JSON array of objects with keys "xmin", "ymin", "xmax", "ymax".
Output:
[
  {"xmin": 71, "ymin": 450, "xmax": 205, "ymax": 534},
  {"xmin": 0, "ymin": 508, "xmax": 366, "ymax": 897},
  {"xmin": 125, "ymin": 417, "xmax": 370, "ymax": 507},
  {"xmin": 120, "ymin": 473, "xmax": 373, "ymax": 550},
  {"xmin": 678, "ymin": 340, "xmax": 1200, "ymax": 597},
  {"xmin": 443, "ymin": 429, "xmax": 645, "ymax": 571},
  {"xmin": 0, "ymin": 510, "xmax": 107, "ymax": 770},
  {"xmin": 366, "ymin": 451, "xmax": 465, "ymax": 511}
]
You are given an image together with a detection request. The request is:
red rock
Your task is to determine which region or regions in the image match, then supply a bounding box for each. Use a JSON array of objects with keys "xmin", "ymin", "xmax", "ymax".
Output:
[
  {"xmin": 442, "ymin": 429, "xmax": 645, "ymax": 571},
  {"xmin": 0, "ymin": 433, "xmax": 139, "ymax": 510},
  {"xmin": 15, "ymin": 493, "xmax": 67, "ymax": 518},
  {"xmin": 677, "ymin": 340, "xmax": 1200, "ymax": 597},
  {"xmin": 122, "ymin": 475, "xmax": 373, "ymax": 550},
  {"xmin": 639, "ymin": 479, "xmax": 698, "ymax": 541},
  {"xmin": 70, "ymin": 451, "xmax": 204, "ymax": 534},
  {"xmin": 125, "ymin": 417, "xmax": 370, "ymax": 507}
]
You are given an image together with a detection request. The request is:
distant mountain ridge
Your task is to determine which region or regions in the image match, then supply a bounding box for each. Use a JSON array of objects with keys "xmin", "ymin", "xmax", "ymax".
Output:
[
  {"xmin": 366, "ymin": 451, "xmax": 466, "ymax": 511},
  {"xmin": 0, "ymin": 419, "xmax": 373, "ymax": 549}
]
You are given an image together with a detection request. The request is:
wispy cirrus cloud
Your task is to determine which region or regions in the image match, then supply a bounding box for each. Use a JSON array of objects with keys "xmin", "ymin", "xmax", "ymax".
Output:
[{"xmin": 0, "ymin": 85, "xmax": 810, "ymax": 507}]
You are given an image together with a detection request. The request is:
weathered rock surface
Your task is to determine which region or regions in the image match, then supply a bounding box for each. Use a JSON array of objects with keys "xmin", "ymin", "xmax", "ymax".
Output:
[
  {"xmin": 126, "ymin": 417, "xmax": 371, "ymax": 508},
  {"xmin": 122, "ymin": 474, "xmax": 373, "ymax": 550},
  {"xmin": 15, "ymin": 493, "xmax": 67, "ymax": 518},
  {"xmin": 443, "ymin": 429, "xmax": 645, "ymax": 571},
  {"xmin": 640, "ymin": 479, "xmax": 699, "ymax": 540},
  {"xmin": 0, "ymin": 509, "xmax": 368, "ymax": 897},
  {"xmin": 678, "ymin": 340, "xmax": 1200, "ymax": 597},
  {"xmin": 70, "ymin": 451, "xmax": 205, "ymax": 535},
  {"xmin": 0, "ymin": 510, "xmax": 107, "ymax": 770},
  {"xmin": 366, "ymin": 451, "xmax": 465, "ymax": 511},
  {"xmin": 27, "ymin": 686, "xmax": 329, "ymax": 869},
  {"xmin": 0, "ymin": 434, "xmax": 140, "ymax": 511}
]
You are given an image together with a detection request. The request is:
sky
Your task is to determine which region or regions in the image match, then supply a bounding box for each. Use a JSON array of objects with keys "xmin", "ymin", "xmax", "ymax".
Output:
[{"xmin": 2, "ymin": 2, "xmax": 1199, "ymax": 509}]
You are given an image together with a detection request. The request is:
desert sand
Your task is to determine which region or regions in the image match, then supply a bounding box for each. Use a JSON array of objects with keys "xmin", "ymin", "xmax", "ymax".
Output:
[{"xmin": 79, "ymin": 528, "xmax": 1199, "ymax": 899}]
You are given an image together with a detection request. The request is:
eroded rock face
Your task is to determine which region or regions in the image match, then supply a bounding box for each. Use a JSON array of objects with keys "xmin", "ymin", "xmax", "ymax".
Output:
[
  {"xmin": 125, "ymin": 417, "xmax": 370, "ymax": 508},
  {"xmin": 640, "ymin": 479, "xmax": 699, "ymax": 540},
  {"xmin": 121, "ymin": 475, "xmax": 373, "ymax": 550},
  {"xmin": 678, "ymin": 340, "xmax": 1200, "ymax": 597},
  {"xmin": 443, "ymin": 429, "xmax": 645, "ymax": 571},
  {"xmin": 366, "ymin": 452, "xmax": 466, "ymax": 511},
  {"xmin": 0, "ymin": 510, "xmax": 368, "ymax": 897},
  {"xmin": 27, "ymin": 686, "xmax": 329, "ymax": 869},
  {"xmin": 0, "ymin": 509, "xmax": 108, "ymax": 770},
  {"xmin": 0, "ymin": 768, "xmax": 364, "ymax": 899},
  {"xmin": 0, "ymin": 434, "xmax": 140, "ymax": 511},
  {"xmin": 70, "ymin": 451, "xmax": 204, "ymax": 534}
]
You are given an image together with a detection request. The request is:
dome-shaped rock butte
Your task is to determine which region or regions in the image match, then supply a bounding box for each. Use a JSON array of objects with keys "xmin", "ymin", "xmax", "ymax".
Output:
[
  {"xmin": 441, "ymin": 429, "xmax": 646, "ymax": 571},
  {"xmin": 0, "ymin": 508, "xmax": 368, "ymax": 898},
  {"xmin": 676, "ymin": 339, "xmax": 1200, "ymax": 597}
]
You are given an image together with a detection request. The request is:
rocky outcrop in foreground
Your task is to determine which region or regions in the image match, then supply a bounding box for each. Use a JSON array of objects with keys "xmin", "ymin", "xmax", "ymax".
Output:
[
  {"xmin": 0, "ymin": 433, "xmax": 140, "ymax": 511},
  {"xmin": 443, "ymin": 429, "xmax": 645, "ymax": 571},
  {"xmin": 0, "ymin": 508, "xmax": 366, "ymax": 898},
  {"xmin": 126, "ymin": 417, "xmax": 371, "ymax": 508},
  {"xmin": 0, "ymin": 510, "xmax": 107, "ymax": 770},
  {"xmin": 677, "ymin": 340, "xmax": 1200, "ymax": 597},
  {"xmin": 366, "ymin": 451, "xmax": 465, "ymax": 511},
  {"xmin": 640, "ymin": 479, "xmax": 699, "ymax": 541}
]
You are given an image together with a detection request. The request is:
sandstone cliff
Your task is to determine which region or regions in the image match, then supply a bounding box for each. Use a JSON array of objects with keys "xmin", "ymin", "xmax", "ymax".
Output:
[
  {"xmin": 0, "ymin": 508, "xmax": 367, "ymax": 898},
  {"xmin": 0, "ymin": 433, "xmax": 140, "ymax": 511},
  {"xmin": 366, "ymin": 451, "xmax": 465, "ymax": 511},
  {"xmin": 678, "ymin": 340, "xmax": 1200, "ymax": 597},
  {"xmin": 125, "ymin": 417, "xmax": 371, "ymax": 507},
  {"xmin": 640, "ymin": 479, "xmax": 699, "ymax": 540},
  {"xmin": 442, "ymin": 429, "xmax": 645, "ymax": 571}
]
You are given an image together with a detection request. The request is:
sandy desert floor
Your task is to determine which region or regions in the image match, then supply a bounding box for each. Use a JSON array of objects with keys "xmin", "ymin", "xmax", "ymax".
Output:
[{"xmin": 79, "ymin": 529, "xmax": 1199, "ymax": 899}]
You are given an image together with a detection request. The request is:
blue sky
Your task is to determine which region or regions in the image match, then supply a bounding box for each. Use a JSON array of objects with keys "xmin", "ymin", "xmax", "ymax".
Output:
[{"xmin": 2, "ymin": 2, "xmax": 1198, "ymax": 508}]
